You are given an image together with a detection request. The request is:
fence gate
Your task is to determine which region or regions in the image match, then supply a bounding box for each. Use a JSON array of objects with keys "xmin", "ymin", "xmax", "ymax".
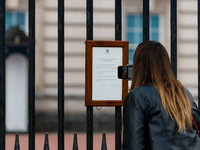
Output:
[{"xmin": 0, "ymin": 0, "xmax": 200, "ymax": 150}]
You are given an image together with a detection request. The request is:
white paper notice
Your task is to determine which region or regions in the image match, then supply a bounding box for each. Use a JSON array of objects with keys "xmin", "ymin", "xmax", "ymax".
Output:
[{"xmin": 92, "ymin": 47, "xmax": 123, "ymax": 100}]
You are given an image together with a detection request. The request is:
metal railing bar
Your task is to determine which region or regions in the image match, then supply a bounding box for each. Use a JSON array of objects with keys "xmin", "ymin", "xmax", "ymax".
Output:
[
  {"xmin": 87, "ymin": 107, "xmax": 93, "ymax": 150},
  {"xmin": 101, "ymin": 132, "xmax": 107, "ymax": 150},
  {"xmin": 86, "ymin": 0, "xmax": 93, "ymax": 149},
  {"xmin": 87, "ymin": 0, "xmax": 93, "ymax": 41},
  {"xmin": 171, "ymin": 0, "xmax": 177, "ymax": 78},
  {"xmin": 0, "ymin": 0, "xmax": 5, "ymax": 149},
  {"xmin": 73, "ymin": 132, "xmax": 79, "ymax": 150},
  {"xmin": 58, "ymin": 0, "xmax": 65, "ymax": 149},
  {"xmin": 115, "ymin": 107, "xmax": 121, "ymax": 150},
  {"xmin": 115, "ymin": 0, "xmax": 122, "ymax": 150},
  {"xmin": 115, "ymin": 0, "xmax": 121, "ymax": 41},
  {"xmin": 14, "ymin": 133, "xmax": 20, "ymax": 150},
  {"xmin": 198, "ymin": 0, "xmax": 200, "ymax": 109},
  {"xmin": 43, "ymin": 132, "xmax": 50, "ymax": 150},
  {"xmin": 28, "ymin": 0, "xmax": 36, "ymax": 149},
  {"xmin": 143, "ymin": 0, "xmax": 149, "ymax": 41}
]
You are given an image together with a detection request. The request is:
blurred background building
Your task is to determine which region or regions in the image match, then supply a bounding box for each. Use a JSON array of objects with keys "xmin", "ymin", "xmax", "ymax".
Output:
[{"xmin": 5, "ymin": 0, "xmax": 198, "ymax": 132}]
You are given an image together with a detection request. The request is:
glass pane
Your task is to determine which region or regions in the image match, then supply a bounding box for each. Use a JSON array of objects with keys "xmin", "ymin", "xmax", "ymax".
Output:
[
  {"xmin": 134, "ymin": 15, "xmax": 141, "ymax": 27},
  {"xmin": 127, "ymin": 15, "xmax": 135, "ymax": 27},
  {"xmin": 129, "ymin": 50, "xmax": 134, "ymax": 64},
  {"xmin": 127, "ymin": 33, "xmax": 134, "ymax": 43},
  {"xmin": 6, "ymin": 12, "xmax": 13, "ymax": 26},
  {"xmin": 151, "ymin": 16, "xmax": 159, "ymax": 28},
  {"xmin": 140, "ymin": 32, "xmax": 143, "ymax": 43},
  {"xmin": 134, "ymin": 32, "xmax": 141, "ymax": 43},
  {"xmin": 127, "ymin": 14, "xmax": 160, "ymax": 64},
  {"xmin": 150, "ymin": 33, "xmax": 159, "ymax": 41},
  {"xmin": 17, "ymin": 13, "xmax": 25, "ymax": 26},
  {"xmin": 140, "ymin": 15, "xmax": 143, "ymax": 27}
]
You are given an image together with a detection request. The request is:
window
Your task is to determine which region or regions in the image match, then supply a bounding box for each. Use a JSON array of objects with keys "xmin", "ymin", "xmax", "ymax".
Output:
[
  {"xmin": 6, "ymin": 11, "xmax": 27, "ymax": 33},
  {"xmin": 127, "ymin": 14, "xmax": 161, "ymax": 64}
]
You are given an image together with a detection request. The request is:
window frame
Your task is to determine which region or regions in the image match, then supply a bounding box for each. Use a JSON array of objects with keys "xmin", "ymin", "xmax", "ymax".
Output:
[
  {"xmin": 126, "ymin": 14, "xmax": 163, "ymax": 64},
  {"xmin": 6, "ymin": 11, "xmax": 28, "ymax": 34}
]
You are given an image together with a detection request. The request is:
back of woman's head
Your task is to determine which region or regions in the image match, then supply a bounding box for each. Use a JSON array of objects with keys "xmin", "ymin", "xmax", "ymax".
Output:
[
  {"xmin": 131, "ymin": 41, "xmax": 173, "ymax": 88},
  {"xmin": 131, "ymin": 40, "xmax": 192, "ymax": 132}
]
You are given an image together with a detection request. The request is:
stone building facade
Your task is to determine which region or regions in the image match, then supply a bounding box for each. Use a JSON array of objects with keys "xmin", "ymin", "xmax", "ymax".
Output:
[{"xmin": 5, "ymin": 0, "xmax": 198, "ymax": 131}]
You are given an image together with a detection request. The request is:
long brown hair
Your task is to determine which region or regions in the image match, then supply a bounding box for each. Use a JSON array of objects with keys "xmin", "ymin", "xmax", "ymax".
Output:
[{"xmin": 130, "ymin": 41, "xmax": 192, "ymax": 132}]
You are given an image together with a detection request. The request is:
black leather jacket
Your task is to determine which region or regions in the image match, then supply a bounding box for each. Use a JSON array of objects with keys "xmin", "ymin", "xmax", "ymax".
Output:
[{"xmin": 123, "ymin": 84, "xmax": 200, "ymax": 150}]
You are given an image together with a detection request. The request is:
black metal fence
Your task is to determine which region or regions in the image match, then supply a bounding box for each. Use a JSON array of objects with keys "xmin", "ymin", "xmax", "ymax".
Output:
[{"xmin": 0, "ymin": 0, "xmax": 200, "ymax": 149}]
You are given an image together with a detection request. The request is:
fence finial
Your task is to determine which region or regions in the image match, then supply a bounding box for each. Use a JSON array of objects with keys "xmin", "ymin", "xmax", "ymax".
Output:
[
  {"xmin": 72, "ymin": 132, "xmax": 79, "ymax": 150},
  {"xmin": 101, "ymin": 132, "xmax": 107, "ymax": 150},
  {"xmin": 43, "ymin": 132, "xmax": 50, "ymax": 150},
  {"xmin": 14, "ymin": 132, "xmax": 20, "ymax": 150}
]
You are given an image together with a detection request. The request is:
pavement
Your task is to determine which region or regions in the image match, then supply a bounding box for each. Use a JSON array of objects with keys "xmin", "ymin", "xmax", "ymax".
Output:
[{"xmin": 6, "ymin": 132, "xmax": 116, "ymax": 150}]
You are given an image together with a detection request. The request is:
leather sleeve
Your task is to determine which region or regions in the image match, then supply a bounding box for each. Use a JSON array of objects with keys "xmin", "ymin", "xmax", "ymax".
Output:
[
  {"xmin": 123, "ymin": 91, "xmax": 147, "ymax": 150},
  {"xmin": 191, "ymin": 102, "xmax": 200, "ymax": 129},
  {"xmin": 185, "ymin": 88, "xmax": 200, "ymax": 128}
]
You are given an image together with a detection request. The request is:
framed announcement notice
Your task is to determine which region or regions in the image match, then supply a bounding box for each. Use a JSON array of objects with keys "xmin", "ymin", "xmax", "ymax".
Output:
[{"xmin": 85, "ymin": 40, "xmax": 129, "ymax": 106}]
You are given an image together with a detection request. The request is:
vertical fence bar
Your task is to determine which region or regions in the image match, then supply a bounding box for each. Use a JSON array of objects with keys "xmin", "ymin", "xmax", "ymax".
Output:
[
  {"xmin": 86, "ymin": 107, "xmax": 93, "ymax": 150},
  {"xmin": 198, "ymin": 0, "xmax": 200, "ymax": 109},
  {"xmin": 171, "ymin": 0, "xmax": 177, "ymax": 78},
  {"xmin": 86, "ymin": 0, "xmax": 93, "ymax": 149},
  {"xmin": 14, "ymin": 133, "xmax": 20, "ymax": 150},
  {"xmin": 115, "ymin": 0, "xmax": 121, "ymax": 150},
  {"xmin": 143, "ymin": 0, "xmax": 149, "ymax": 41},
  {"xmin": 0, "ymin": 0, "xmax": 5, "ymax": 149},
  {"xmin": 28, "ymin": 0, "xmax": 36, "ymax": 149},
  {"xmin": 115, "ymin": 0, "xmax": 121, "ymax": 41},
  {"xmin": 87, "ymin": 0, "xmax": 93, "ymax": 41},
  {"xmin": 58, "ymin": 0, "xmax": 65, "ymax": 149},
  {"xmin": 115, "ymin": 107, "xmax": 121, "ymax": 150}
]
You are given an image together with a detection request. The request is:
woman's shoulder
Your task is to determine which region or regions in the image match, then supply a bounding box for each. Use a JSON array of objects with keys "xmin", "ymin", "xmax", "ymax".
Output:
[
  {"xmin": 125, "ymin": 83, "xmax": 163, "ymax": 118},
  {"xmin": 129, "ymin": 83, "xmax": 158, "ymax": 97},
  {"xmin": 184, "ymin": 87, "xmax": 194, "ymax": 102},
  {"xmin": 124, "ymin": 84, "xmax": 154, "ymax": 112},
  {"xmin": 184, "ymin": 87, "xmax": 199, "ymax": 110},
  {"xmin": 127, "ymin": 83, "xmax": 161, "ymax": 106}
]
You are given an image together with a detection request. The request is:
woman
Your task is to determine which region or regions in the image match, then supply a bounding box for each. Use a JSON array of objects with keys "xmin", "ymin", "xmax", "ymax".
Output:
[{"xmin": 123, "ymin": 41, "xmax": 200, "ymax": 150}]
